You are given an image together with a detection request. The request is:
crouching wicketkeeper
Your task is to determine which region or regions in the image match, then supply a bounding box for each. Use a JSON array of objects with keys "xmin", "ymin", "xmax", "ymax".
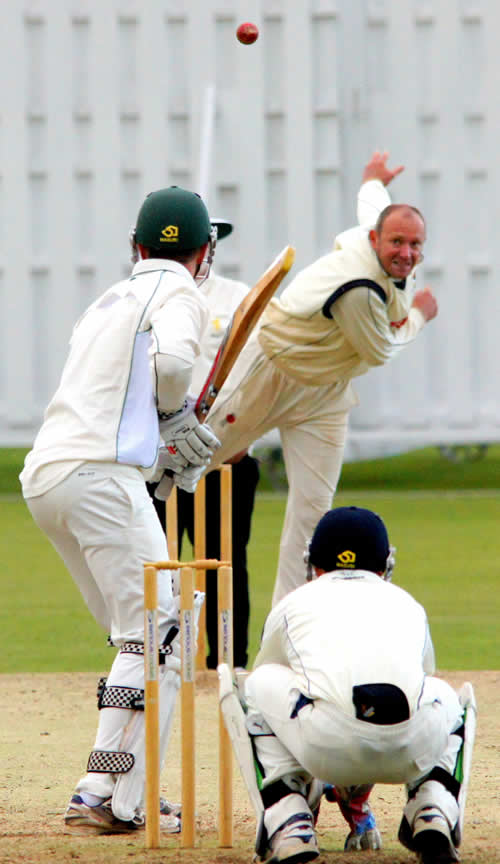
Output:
[{"xmin": 219, "ymin": 506, "xmax": 476, "ymax": 864}]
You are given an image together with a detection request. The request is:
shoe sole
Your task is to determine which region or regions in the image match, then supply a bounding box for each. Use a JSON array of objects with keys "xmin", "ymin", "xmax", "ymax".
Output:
[
  {"xmin": 63, "ymin": 824, "xmax": 140, "ymax": 837},
  {"xmin": 63, "ymin": 820, "xmax": 139, "ymax": 836},
  {"xmin": 266, "ymin": 851, "xmax": 319, "ymax": 864},
  {"xmin": 64, "ymin": 816, "xmax": 180, "ymax": 836},
  {"xmin": 413, "ymin": 828, "xmax": 460, "ymax": 864}
]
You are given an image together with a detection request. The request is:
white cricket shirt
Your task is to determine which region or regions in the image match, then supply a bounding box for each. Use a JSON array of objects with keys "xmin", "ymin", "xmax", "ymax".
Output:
[
  {"xmin": 257, "ymin": 180, "xmax": 425, "ymax": 386},
  {"xmin": 254, "ymin": 570, "xmax": 435, "ymax": 717},
  {"xmin": 21, "ymin": 259, "xmax": 208, "ymax": 497}
]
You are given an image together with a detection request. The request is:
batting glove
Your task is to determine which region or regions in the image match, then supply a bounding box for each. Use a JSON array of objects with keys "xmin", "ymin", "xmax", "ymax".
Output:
[
  {"xmin": 173, "ymin": 463, "xmax": 207, "ymax": 494},
  {"xmin": 156, "ymin": 445, "xmax": 189, "ymax": 473},
  {"xmin": 153, "ymin": 472, "xmax": 175, "ymax": 502},
  {"xmin": 159, "ymin": 400, "xmax": 221, "ymax": 468}
]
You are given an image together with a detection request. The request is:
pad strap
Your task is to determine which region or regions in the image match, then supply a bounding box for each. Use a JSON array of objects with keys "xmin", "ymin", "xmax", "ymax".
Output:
[
  {"xmin": 120, "ymin": 634, "xmax": 179, "ymax": 664},
  {"xmin": 120, "ymin": 641, "xmax": 144, "ymax": 657},
  {"xmin": 97, "ymin": 682, "xmax": 145, "ymax": 711},
  {"xmin": 410, "ymin": 766, "xmax": 461, "ymax": 801},
  {"xmin": 87, "ymin": 749, "xmax": 135, "ymax": 774}
]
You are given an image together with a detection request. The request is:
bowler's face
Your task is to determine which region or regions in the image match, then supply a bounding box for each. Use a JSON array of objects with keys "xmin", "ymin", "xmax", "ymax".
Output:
[{"xmin": 370, "ymin": 211, "xmax": 425, "ymax": 279}]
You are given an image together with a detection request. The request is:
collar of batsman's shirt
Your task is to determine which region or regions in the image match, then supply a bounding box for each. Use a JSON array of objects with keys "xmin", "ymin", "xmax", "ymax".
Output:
[{"xmin": 131, "ymin": 257, "xmax": 195, "ymax": 280}]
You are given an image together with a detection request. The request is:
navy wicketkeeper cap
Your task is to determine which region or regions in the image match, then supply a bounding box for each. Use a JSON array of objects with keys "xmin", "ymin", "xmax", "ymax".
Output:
[{"xmin": 309, "ymin": 506, "xmax": 390, "ymax": 574}]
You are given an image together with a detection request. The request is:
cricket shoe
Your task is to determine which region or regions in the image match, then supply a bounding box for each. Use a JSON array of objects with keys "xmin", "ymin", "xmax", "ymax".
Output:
[
  {"xmin": 399, "ymin": 806, "xmax": 459, "ymax": 864},
  {"xmin": 256, "ymin": 812, "xmax": 320, "ymax": 864},
  {"xmin": 160, "ymin": 796, "xmax": 182, "ymax": 820},
  {"xmin": 64, "ymin": 794, "xmax": 180, "ymax": 835}
]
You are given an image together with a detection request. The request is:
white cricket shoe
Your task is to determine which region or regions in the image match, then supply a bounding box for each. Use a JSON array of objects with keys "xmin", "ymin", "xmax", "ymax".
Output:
[
  {"xmin": 159, "ymin": 796, "xmax": 182, "ymax": 819},
  {"xmin": 64, "ymin": 794, "xmax": 181, "ymax": 835}
]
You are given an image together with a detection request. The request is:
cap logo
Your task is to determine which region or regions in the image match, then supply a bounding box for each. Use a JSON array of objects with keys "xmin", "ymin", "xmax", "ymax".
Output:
[
  {"xmin": 337, "ymin": 550, "xmax": 356, "ymax": 568},
  {"xmin": 160, "ymin": 225, "xmax": 179, "ymax": 243}
]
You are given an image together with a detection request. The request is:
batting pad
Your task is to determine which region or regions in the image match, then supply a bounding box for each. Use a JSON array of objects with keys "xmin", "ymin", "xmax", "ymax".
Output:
[{"xmin": 112, "ymin": 667, "xmax": 180, "ymax": 822}]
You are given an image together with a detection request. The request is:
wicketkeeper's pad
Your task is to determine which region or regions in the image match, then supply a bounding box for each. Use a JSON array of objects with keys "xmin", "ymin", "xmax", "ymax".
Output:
[
  {"xmin": 456, "ymin": 681, "xmax": 477, "ymax": 844},
  {"xmin": 218, "ymin": 662, "xmax": 264, "ymax": 819}
]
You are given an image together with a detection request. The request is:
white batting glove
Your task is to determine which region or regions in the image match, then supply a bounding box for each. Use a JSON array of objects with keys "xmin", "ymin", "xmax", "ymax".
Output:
[
  {"xmin": 154, "ymin": 473, "xmax": 175, "ymax": 502},
  {"xmin": 159, "ymin": 400, "xmax": 221, "ymax": 467},
  {"xmin": 156, "ymin": 445, "xmax": 189, "ymax": 472},
  {"xmin": 173, "ymin": 463, "xmax": 207, "ymax": 494}
]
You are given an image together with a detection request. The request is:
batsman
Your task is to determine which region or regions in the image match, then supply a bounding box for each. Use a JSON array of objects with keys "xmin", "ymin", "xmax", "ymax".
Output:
[
  {"xmin": 20, "ymin": 187, "xmax": 223, "ymax": 834},
  {"xmin": 19, "ymin": 183, "xmax": 294, "ymax": 836},
  {"xmin": 220, "ymin": 507, "xmax": 476, "ymax": 864}
]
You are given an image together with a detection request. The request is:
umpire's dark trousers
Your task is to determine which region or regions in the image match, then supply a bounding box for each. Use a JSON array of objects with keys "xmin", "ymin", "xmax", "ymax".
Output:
[{"xmin": 148, "ymin": 453, "xmax": 260, "ymax": 669}]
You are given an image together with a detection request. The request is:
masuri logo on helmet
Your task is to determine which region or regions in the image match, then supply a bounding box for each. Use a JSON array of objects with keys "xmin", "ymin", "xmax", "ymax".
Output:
[
  {"xmin": 160, "ymin": 225, "xmax": 179, "ymax": 242},
  {"xmin": 337, "ymin": 550, "xmax": 356, "ymax": 568},
  {"xmin": 309, "ymin": 506, "xmax": 390, "ymax": 574}
]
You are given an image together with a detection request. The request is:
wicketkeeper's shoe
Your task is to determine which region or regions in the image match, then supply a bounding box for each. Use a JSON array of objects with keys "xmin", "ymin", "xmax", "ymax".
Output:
[
  {"xmin": 64, "ymin": 794, "xmax": 181, "ymax": 835},
  {"xmin": 399, "ymin": 807, "xmax": 460, "ymax": 864}
]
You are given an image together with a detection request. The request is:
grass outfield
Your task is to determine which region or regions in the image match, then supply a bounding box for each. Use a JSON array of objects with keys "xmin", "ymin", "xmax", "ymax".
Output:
[
  {"xmin": 6, "ymin": 443, "xmax": 500, "ymax": 494},
  {"xmin": 3, "ymin": 446, "xmax": 499, "ymax": 673},
  {"xmin": 252, "ymin": 490, "xmax": 499, "ymax": 670}
]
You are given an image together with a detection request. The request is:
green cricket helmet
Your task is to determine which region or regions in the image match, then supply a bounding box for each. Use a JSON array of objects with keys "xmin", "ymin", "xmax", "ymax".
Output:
[{"xmin": 134, "ymin": 186, "xmax": 212, "ymax": 252}]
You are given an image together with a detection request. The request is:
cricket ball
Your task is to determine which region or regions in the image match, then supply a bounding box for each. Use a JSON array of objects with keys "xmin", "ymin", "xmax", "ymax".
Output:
[{"xmin": 236, "ymin": 21, "xmax": 259, "ymax": 44}]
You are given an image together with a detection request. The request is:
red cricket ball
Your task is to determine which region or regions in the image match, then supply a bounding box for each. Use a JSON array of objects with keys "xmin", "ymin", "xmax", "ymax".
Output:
[{"xmin": 236, "ymin": 21, "xmax": 259, "ymax": 44}]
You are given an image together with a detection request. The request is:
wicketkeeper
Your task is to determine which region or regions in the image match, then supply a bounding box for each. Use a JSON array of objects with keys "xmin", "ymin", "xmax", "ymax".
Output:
[
  {"xmin": 20, "ymin": 186, "xmax": 221, "ymax": 834},
  {"xmin": 220, "ymin": 506, "xmax": 475, "ymax": 864}
]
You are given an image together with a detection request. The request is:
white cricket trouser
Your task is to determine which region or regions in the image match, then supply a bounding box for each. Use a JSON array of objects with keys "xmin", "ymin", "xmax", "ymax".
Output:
[
  {"xmin": 26, "ymin": 461, "xmax": 176, "ymax": 643},
  {"xmin": 245, "ymin": 664, "xmax": 463, "ymax": 789},
  {"xmin": 27, "ymin": 461, "xmax": 182, "ymax": 811},
  {"xmin": 206, "ymin": 331, "xmax": 357, "ymax": 604}
]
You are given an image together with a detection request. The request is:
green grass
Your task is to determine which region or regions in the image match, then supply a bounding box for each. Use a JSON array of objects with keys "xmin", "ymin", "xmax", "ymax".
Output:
[
  {"xmin": 339, "ymin": 443, "xmax": 500, "ymax": 491},
  {"xmin": 248, "ymin": 491, "xmax": 500, "ymax": 670},
  {"xmin": 258, "ymin": 442, "xmax": 500, "ymax": 492},
  {"xmin": 3, "ymin": 446, "xmax": 499, "ymax": 673},
  {"xmin": 2, "ymin": 497, "xmax": 110, "ymax": 673},
  {"xmin": 8, "ymin": 444, "xmax": 500, "ymax": 494},
  {"xmin": 1, "ymin": 447, "xmax": 29, "ymax": 494}
]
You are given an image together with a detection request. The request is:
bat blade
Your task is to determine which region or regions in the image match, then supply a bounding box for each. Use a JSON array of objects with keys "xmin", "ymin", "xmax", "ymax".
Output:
[{"xmin": 195, "ymin": 244, "xmax": 295, "ymax": 420}]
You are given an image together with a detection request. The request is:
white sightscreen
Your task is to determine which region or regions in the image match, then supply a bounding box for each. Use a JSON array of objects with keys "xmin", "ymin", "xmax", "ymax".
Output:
[{"xmin": 1, "ymin": 0, "xmax": 499, "ymax": 452}]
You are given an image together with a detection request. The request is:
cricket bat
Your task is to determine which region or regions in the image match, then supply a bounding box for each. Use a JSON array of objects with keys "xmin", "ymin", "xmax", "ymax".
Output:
[{"xmin": 195, "ymin": 244, "xmax": 295, "ymax": 420}]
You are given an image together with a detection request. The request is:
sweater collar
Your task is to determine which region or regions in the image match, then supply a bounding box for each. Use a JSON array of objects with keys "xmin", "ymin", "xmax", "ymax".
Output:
[{"xmin": 131, "ymin": 257, "xmax": 193, "ymax": 281}]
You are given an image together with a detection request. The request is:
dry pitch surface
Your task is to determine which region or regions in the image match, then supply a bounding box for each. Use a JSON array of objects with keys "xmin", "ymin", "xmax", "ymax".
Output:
[{"xmin": 0, "ymin": 670, "xmax": 498, "ymax": 864}]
